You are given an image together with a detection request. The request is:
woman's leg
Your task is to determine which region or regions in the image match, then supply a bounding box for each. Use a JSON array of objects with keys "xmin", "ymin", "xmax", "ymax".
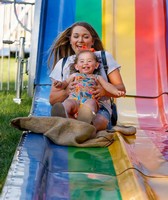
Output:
[
  {"xmin": 92, "ymin": 114, "xmax": 109, "ymax": 131},
  {"xmin": 92, "ymin": 105, "xmax": 111, "ymax": 131}
]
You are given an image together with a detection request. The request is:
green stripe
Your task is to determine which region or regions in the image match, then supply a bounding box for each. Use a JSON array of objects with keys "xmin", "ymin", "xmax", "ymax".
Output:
[
  {"xmin": 75, "ymin": 0, "xmax": 102, "ymax": 39},
  {"xmin": 68, "ymin": 147, "xmax": 122, "ymax": 200}
]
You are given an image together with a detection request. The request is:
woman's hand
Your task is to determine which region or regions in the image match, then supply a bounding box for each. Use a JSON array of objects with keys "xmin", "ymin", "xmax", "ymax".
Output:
[
  {"xmin": 64, "ymin": 74, "xmax": 77, "ymax": 93},
  {"xmin": 91, "ymin": 79, "xmax": 106, "ymax": 100},
  {"xmin": 67, "ymin": 80, "xmax": 77, "ymax": 91}
]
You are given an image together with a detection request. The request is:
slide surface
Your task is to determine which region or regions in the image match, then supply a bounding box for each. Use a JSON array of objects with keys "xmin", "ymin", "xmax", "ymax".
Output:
[{"xmin": 1, "ymin": 0, "xmax": 168, "ymax": 199}]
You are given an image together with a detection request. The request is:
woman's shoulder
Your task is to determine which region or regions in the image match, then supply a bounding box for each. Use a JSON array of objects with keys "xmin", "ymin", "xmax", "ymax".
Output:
[
  {"xmin": 66, "ymin": 55, "xmax": 76, "ymax": 63},
  {"xmin": 95, "ymin": 50, "xmax": 120, "ymax": 73},
  {"xmin": 57, "ymin": 54, "xmax": 76, "ymax": 65},
  {"xmin": 94, "ymin": 50, "xmax": 113, "ymax": 58},
  {"xmin": 94, "ymin": 50, "xmax": 115, "ymax": 65}
]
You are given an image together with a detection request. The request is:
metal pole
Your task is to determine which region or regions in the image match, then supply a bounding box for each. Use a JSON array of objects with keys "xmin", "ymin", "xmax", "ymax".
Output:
[{"xmin": 13, "ymin": 37, "xmax": 25, "ymax": 104}]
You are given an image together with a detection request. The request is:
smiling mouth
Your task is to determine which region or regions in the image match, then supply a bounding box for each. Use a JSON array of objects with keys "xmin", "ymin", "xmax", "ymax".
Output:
[
  {"xmin": 77, "ymin": 44, "xmax": 86, "ymax": 50},
  {"xmin": 77, "ymin": 46, "xmax": 83, "ymax": 50},
  {"xmin": 82, "ymin": 66, "xmax": 90, "ymax": 70}
]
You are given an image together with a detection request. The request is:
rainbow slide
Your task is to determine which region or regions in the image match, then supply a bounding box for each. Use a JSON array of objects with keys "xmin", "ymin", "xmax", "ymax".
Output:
[{"xmin": 1, "ymin": 0, "xmax": 168, "ymax": 199}]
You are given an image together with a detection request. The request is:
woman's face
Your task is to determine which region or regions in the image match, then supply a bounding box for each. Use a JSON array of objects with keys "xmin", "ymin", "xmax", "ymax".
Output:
[{"xmin": 70, "ymin": 26, "xmax": 94, "ymax": 54}]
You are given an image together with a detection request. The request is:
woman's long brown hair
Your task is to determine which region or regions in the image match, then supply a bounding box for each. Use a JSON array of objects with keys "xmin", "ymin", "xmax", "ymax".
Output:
[{"xmin": 48, "ymin": 22, "xmax": 104, "ymax": 70}]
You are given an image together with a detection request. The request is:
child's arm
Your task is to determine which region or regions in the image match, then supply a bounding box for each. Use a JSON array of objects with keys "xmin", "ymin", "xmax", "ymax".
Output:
[
  {"xmin": 53, "ymin": 73, "xmax": 76, "ymax": 89},
  {"xmin": 53, "ymin": 80, "xmax": 68, "ymax": 89},
  {"xmin": 97, "ymin": 75, "xmax": 125, "ymax": 97}
]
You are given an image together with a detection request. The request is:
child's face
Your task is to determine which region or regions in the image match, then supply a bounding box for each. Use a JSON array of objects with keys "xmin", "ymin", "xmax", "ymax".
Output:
[{"xmin": 75, "ymin": 52, "xmax": 99, "ymax": 74}]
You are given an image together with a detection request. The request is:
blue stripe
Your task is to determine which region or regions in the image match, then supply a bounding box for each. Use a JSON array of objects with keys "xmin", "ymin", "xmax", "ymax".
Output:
[{"xmin": 35, "ymin": 0, "xmax": 76, "ymax": 85}]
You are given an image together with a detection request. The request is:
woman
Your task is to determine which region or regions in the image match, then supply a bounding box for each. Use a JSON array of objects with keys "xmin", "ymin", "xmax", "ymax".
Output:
[{"xmin": 48, "ymin": 22, "xmax": 126, "ymax": 131}]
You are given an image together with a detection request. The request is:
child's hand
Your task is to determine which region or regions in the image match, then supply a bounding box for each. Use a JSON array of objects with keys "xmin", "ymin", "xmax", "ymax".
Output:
[{"xmin": 53, "ymin": 80, "xmax": 63, "ymax": 88}]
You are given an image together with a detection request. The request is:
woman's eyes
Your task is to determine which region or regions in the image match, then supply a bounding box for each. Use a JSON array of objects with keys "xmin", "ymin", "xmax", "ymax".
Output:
[
  {"xmin": 73, "ymin": 35, "xmax": 89, "ymax": 39},
  {"xmin": 83, "ymin": 36, "xmax": 89, "ymax": 39}
]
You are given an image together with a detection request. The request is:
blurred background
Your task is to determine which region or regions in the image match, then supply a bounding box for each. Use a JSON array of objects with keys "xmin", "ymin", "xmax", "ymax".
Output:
[
  {"xmin": 0, "ymin": 0, "xmax": 35, "ymax": 91},
  {"xmin": 0, "ymin": 0, "xmax": 34, "ymax": 192}
]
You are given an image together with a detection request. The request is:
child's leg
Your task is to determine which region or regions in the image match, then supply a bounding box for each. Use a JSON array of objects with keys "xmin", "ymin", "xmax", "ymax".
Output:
[
  {"xmin": 63, "ymin": 99, "xmax": 79, "ymax": 118},
  {"xmin": 77, "ymin": 99, "xmax": 98, "ymax": 124},
  {"xmin": 51, "ymin": 102, "xmax": 67, "ymax": 117},
  {"xmin": 51, "ymin": 99, "xmax": 79, "ymax": 118}
]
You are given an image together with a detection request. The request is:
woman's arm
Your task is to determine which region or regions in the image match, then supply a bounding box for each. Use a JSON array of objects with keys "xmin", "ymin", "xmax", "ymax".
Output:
[
  {"xmin": 49, "ymin": 73, "xmax": 76, "ymax": 105},
  {"xmin": 108, "ymin": 69, "xmax": 126, "ymax": 92},
  {"xmin": 49, "ymin": 84, "xmax": 69, "ymax": 105}
]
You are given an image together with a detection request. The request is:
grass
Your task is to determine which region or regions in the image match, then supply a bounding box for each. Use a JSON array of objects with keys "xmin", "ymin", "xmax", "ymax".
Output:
[
  {"xmin": 0, "ymin": 58, "xmax": 32, "ymax": 192},
  {"xmin": 0, "ymin": 57, "xmax": 16, "ymax": 90}
]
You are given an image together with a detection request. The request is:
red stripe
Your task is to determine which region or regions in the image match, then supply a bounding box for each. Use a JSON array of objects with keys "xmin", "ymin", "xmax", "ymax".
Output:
[
  {"xmin": 135, "ymin": 0, "xmax": 167, "ymax": 97},
  {"xmin": 135, "ymin": 0, "xmax": 167, "ymax": 129}
]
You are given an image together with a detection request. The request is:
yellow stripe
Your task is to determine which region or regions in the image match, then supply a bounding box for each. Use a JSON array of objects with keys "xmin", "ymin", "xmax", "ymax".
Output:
[
  {"xmin": 114, "ymin": 0, "xmax": 139, "ymax": 126},
  {"xmin": 103, "ymin": 1, "xmax": 142, "ymax": 198},
  {"xmin": 102, "ymin": 0, "xmax": 138, "ymax": 125},
  {"xmin": 103, "ymin": 0, "xmax": 136, "ymax": 95},
  {"xmin": 108, "ymin": 133, "xmax": 146, "ymax": 200},
  {"xmin": 102, "ymin": 0, "xmax": 114, "ymax": 54},
  {"xmin": 114, "ymin": 0, "xmax": 136, "ymax": 95},
  {"xmin": 117, "ymin": 97, "xmax": 139, "ymax": 127}
]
